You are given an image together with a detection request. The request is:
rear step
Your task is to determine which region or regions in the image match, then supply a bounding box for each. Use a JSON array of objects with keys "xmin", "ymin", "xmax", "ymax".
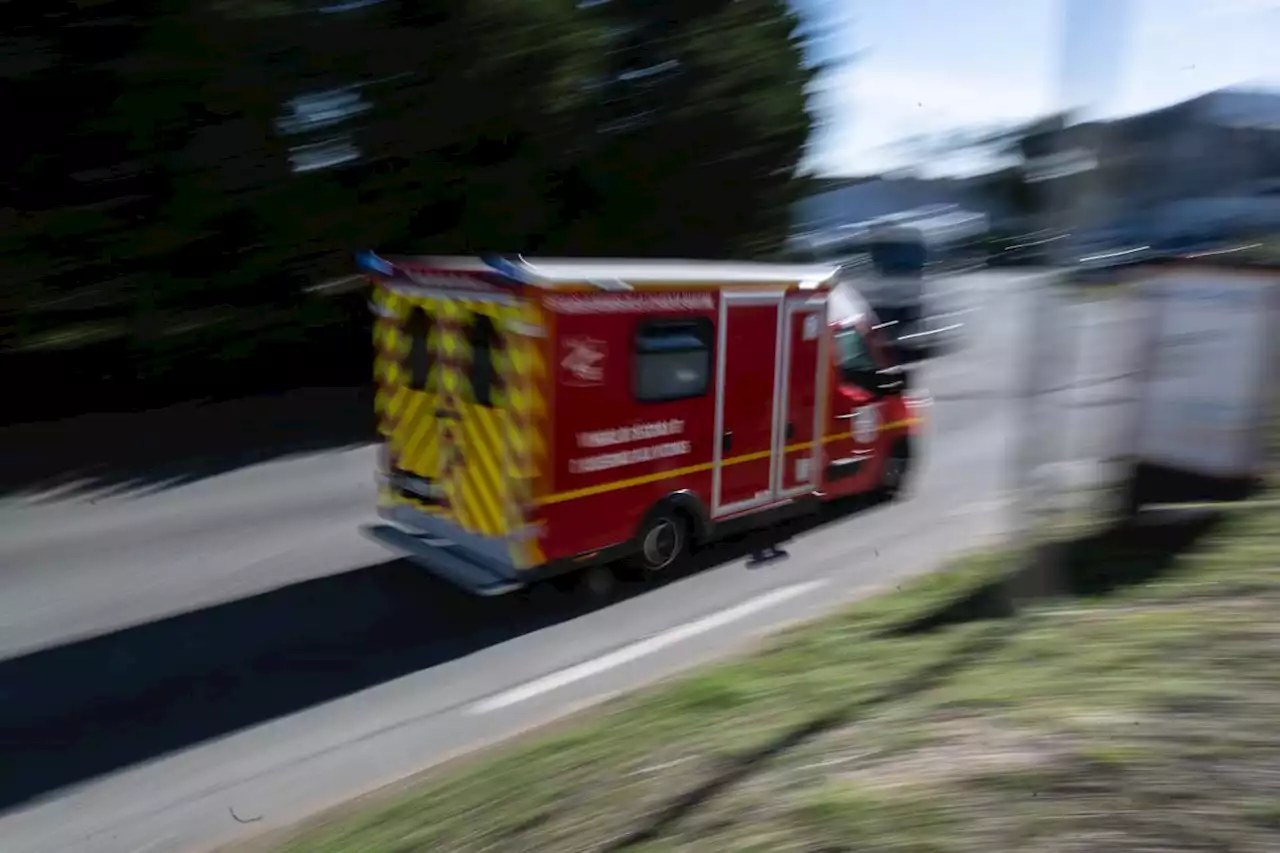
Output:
[{"xmin": 360, "ymin": 524, "xmax": 526, "ymax": 597}]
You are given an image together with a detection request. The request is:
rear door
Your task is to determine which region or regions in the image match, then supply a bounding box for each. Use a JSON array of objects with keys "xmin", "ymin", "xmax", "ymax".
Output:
[
  {"xmin": 376, "ymin": 290, "xmax": 523, "ymax": 540},
  {"xmin": 442, "ymin": 298, "xmax": 515, "ymax": 539},
  {"xmin": 374, "ymin": 288, "xmax": 446, "ymax": 510}
]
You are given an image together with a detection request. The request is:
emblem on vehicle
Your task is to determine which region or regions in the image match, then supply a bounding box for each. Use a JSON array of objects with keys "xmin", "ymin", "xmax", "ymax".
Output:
[{"xmin": 560, "ymin": 336, "xmax": 607, "ymax": 387}]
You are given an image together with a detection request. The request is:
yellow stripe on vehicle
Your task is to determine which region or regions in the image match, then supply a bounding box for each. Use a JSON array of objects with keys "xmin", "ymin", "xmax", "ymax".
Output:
[
  {"xmin": 536, "ymin": 417, "xmax": 921, "ymax": 508},
  {"xmin": 500, "ymin": 298, "xmax": 549, "ymax": 569}
]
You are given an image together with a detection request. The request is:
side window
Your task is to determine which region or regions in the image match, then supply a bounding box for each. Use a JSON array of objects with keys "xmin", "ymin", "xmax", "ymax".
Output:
[
  {"xmin": 404, "ymin": 307, "xmax": 434, "ymax": 391},
  {"xmin": 634, "ymin": 319, "xmax": 712, "ymax": 403},
  {"xmin": 467, "ymin": 314, "xmax": 503, "ymax": 407}
]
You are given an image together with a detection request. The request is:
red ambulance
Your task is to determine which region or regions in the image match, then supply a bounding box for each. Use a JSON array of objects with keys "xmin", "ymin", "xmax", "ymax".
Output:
[{"xmin": 359, "ymin": 252, "xmax": 926, "ymax": 596}]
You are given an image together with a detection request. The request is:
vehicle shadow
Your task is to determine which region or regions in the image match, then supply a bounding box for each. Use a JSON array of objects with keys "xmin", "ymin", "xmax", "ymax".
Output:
[
  {"xmin": 0, "ymin": 386, "xmax": 376, "ymax": 501},
  {"xmin": 0, "ymin": 494, "xmax": 889, "ymax": 812},
  {"xmin": 0, "ymin": 559, "xmax": 581, "ymax": 812}
]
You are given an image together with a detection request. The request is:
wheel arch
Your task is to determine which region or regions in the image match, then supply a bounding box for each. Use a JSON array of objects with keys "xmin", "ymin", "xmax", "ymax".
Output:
[{"xmin": 640, "ymin": 490, "xmax": 710, "ymax": 545}]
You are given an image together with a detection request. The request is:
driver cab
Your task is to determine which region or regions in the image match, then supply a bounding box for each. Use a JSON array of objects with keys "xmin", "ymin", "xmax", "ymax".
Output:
[
  {"xmin": 828, "ymin": 281, "xmax": 906, "ymax": 396},
  {"xmin": 822, "ymin": 281, "xmax": 917, "ymax": 494}
]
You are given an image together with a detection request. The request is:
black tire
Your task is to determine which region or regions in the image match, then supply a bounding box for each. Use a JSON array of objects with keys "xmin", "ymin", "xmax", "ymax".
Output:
[
  {"xmin": 578, "ymin": 565, "xmax": 617, "ymax": 600},
  {"xmin": 878, "ymin": 439, "xmax": 913, "ymax": 499},
  {"xmin": 550, "ymin": 565, "xmax": 618, "ymax": 602},
  {"xmin": 632, "ymin": 508, "xmax": 690, "ymax": 575},
  {"xmin": 549, "ymin": 572, "xmax": 579, "ymax": 594}
]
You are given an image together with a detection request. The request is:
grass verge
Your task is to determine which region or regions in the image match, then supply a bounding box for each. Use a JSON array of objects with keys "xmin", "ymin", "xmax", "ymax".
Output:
[{"xmin": 246, "ymin": 497, "xmax": 1279, "ymax": 853}]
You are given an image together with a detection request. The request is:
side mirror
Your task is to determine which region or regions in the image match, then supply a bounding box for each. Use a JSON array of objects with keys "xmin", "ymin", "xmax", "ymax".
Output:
[
  {"xmin": 874, "ymin": 376, "xmax": 905, "ymax": 397},
  {"xmin": 873, "ymin": 365, "xmax": 909, "ymax": 397},
  {"xmin": 842, "ymin": 366, "xmax": 903, "ymax": 398}
]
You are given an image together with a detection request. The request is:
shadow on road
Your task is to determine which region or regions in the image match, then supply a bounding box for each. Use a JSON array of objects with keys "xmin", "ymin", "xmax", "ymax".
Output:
[
  {"xmin": 0, "ymin": 386, "xmax": 375, "ymax": 500},
  {"xmin": 0, "ymin": 494, "xmax": 890, "ymax": 812},
  {"xmin": 0, "ymin": 559, "xmax": 581, "ymax": 812}
]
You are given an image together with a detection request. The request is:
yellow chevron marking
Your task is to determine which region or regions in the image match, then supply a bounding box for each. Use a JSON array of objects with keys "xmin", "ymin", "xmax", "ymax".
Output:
[
  {"xmin": 402, "ymin": 392, "xmax": 440, "ymax": 476},
  {"xmin": 459, "ymin": 404, "xmax": 509, "ymax": 536},
  {"xmin": 374, "ymin": 288, "xmax": 551, "ymax": 569}
]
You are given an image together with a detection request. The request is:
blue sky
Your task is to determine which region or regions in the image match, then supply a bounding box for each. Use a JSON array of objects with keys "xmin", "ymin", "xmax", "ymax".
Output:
[{"xmin": 797, "ymin": 0, "xmax": 1280, "ymax": 176}]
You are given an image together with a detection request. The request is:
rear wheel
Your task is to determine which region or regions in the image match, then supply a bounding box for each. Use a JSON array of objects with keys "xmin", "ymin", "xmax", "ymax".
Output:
[{"xmin": 633, "ymin": 509, "xmax": 689, "ymax": 575}]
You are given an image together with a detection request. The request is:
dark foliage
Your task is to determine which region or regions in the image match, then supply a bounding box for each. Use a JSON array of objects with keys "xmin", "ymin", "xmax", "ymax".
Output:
[{"xmin": 1, "ymin": 0, "xmax": 814, "ymax": 420}]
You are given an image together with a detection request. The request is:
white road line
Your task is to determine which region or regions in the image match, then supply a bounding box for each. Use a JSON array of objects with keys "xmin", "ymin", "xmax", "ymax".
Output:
[{"xmin": 468, "ymin": 580, "xmax": 828, "ymax": 715}]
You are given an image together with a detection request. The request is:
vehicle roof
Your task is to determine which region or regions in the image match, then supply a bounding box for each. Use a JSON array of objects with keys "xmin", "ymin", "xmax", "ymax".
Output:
[
  {"xmin": 522, "ymin": 257, "xmax": 838, "ymax": 285},
  {"xmin": 381, "ymin": 254, "xmax": 839, "ymax": 288}
]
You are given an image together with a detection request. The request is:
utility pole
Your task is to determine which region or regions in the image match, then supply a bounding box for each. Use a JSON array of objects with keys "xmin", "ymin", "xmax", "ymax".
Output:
[{"xmin": 1006, "ymin": 0, "xmax": 1130, "ymax": 609}]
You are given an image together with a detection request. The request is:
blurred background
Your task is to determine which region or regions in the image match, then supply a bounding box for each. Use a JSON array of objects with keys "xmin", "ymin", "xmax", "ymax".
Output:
[
  {"xmin": 2, "ymin": 4, "xmax": 1279, "ymax": 853},
  {"xmin": 2, "ymin": 0, "xmax": 1277, "ymax": 424},
  {"xmin": 5, "ymin": 0, "xmax": 822, "ymax": 420}
]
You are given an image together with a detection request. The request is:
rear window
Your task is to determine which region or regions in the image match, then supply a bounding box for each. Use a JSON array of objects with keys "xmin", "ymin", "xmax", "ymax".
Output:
[
  {"xmin": 467, "ymin": 314, "xmax": 503, "ymax": 407},
  {"xmin": 404, "ymin": 307, "xmax": 434, "ymax": 391},
  {"xmin": 634, "ymin": 320, "xmax": 712, "ymax": 403}
]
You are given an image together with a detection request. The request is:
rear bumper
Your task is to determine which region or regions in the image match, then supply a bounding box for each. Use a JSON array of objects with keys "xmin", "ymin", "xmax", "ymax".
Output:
[{"xmin": 361, "ymin": 505, "xmax": 527, "ymax": 596}]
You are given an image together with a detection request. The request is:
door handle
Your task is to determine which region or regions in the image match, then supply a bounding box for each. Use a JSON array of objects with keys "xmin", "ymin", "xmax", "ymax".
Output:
[
  {"xmin": 722, "ymin": 431, "xmax": 733, "ymax": 452},
  {"xmin": 785, "ymin": 421, "xmax": 795, "ymax": 440},
  {"xmin": 835, "ymin": 412, "xmax": 857, "ymax": 420}
]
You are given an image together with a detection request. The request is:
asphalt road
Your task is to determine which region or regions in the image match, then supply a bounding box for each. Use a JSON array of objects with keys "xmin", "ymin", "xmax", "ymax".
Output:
[{"xmin": 0, "ymin": 271, "xmax": 1139, "ymax": 853}]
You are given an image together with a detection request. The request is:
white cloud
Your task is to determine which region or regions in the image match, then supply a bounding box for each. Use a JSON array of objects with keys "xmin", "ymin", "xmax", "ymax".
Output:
[
  {"xmin": 1203, "ymin": 0, "xmax": 1280, "ymax": 18},
  {"xmin": 1110, "ymin": 0, "xmax": 1280, "ymax": 117},
  {"xmin": 801, "ymin": 0, "xmax": 1279, "ymax": 177},
  {"xmin": 806, "ymin": 64, "xmax": 1051, "ymax": 175}
]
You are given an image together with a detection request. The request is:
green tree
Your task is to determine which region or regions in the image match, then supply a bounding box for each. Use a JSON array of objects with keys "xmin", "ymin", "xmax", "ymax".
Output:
[
  {"xmin": 4, "ymin": 0, "xmax": 817, "ymax": 413},
  {"xmin": 552, "ymin": 0, "xmax": 815, "ymax": 257}
]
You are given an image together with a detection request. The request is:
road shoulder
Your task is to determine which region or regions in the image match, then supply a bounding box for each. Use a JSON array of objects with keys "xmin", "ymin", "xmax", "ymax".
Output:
[{"xmin": 230, "ymin": 488, "xmax": 1280, "ymax": 853}]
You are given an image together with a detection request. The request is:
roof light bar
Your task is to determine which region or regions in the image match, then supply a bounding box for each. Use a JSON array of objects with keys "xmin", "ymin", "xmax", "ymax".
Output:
[{"xmin": 355, "ymin": 250, "xmax": 396, "ymax": 277}]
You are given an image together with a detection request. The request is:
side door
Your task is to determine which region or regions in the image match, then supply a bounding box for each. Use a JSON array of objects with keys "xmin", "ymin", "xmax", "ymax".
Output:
[
  {"xmin": 776, "ymin": 296, "xmax": 828, "ymax": 498},
  {"xmin": 713, "ymin": 290, "xmax": 784, "ymax": 516},
  {"xmin": 449, "ymin": 302, "xmax": 516, "ymax": 540},
  {"xmin": 822, "ymin": 322, "xmax": 884, "ymax": 496}
]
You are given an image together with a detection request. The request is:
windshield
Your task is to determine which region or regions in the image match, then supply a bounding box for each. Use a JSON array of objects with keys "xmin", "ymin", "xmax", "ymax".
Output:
[
  {"xmin": 833, "ymin": 327, "xmax": 876, "ymax": 376},
  {"xmin": 827, "ymin": 281, "xmax": 864, "ymax": 326},
  {"xmin": 869, "ymin": 239, "xmax": 926, "ymax": 276}
]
